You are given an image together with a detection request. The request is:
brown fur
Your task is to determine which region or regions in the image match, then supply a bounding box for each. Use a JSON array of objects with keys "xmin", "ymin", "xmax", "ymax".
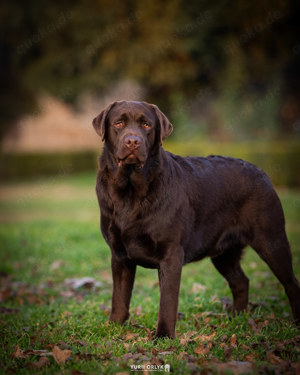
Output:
[{"xmin": 93, "ymin": 100, "xmax": 300, "ymax": 338}]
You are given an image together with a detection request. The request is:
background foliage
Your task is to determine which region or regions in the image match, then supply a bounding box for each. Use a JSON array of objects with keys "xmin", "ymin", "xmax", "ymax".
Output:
[
  {"xmin": 1, "ymin": 0, "xmax": 300, "ymax": 141},
  {"xmin": 1, "ymin": 141, "xmax": 300, "ymax": 187}
]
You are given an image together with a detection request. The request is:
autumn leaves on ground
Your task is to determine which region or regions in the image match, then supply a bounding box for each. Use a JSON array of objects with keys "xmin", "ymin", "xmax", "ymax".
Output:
[{"xmin": 0, "ymin": 173, "xmax": 299, "ymax": 374}]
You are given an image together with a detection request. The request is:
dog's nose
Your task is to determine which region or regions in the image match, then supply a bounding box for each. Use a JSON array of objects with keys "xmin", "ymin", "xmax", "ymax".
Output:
[{"xmin": 124, "ymin": 135, "xmax": 141, "ymax": 149}]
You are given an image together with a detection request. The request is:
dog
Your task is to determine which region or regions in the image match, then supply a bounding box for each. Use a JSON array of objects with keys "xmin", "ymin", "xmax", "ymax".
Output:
[{"xmin": 93, "ymin": 100, "xmax": 300, "ymax": 338}]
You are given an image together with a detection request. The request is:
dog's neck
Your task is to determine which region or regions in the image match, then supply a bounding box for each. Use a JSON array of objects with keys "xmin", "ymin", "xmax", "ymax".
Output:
[{"xmin": 99, "ymin": 145, "xmax": 162, "ymax": 201}]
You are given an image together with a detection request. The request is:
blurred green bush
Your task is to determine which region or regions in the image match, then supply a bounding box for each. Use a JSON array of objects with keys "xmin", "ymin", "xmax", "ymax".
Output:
[
  {"xmin": 1, "ymin": 141, "xmax": 299, "ymax": 187},
  {"xmin": 165, "ymin": 140, "xmax": 300, "ymax": 187},
  {"xmin": 0, "ymin": 151, "xmax": 98, "ymax": 181}
]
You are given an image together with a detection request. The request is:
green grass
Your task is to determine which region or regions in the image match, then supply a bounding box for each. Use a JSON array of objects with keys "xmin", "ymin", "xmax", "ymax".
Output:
[{"xmin": 0, "ymin": 173, "xmax": 299, "ymax": 374}]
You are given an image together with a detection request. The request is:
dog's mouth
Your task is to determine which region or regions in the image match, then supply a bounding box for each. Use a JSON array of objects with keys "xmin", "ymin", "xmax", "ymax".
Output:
[{"xmin": 118, "ymin": 153, "xmax": 145, "ymax": 169}]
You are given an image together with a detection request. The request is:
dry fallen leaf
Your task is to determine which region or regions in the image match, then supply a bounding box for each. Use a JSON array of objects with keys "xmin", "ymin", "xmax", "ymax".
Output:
[
  {"xmin": 230, "ymin": 333, "xmax": 237, "ymax": 347},
  {"xmin": 136, "ymin": 345, "xmax": 147, "ymax": 354},
  {"xmin": 52, "ymin": 345, "xmax": 72, "ymax": 365},
  {"xmin": 123, "ymin": 332, "xmax": 139, "ymax": 341},
  {"xmin": 60, "ymin": 290, "xmax": 75, "ymax": 298},
  {"xmin": 248, "ymin": 318, "xmax": 258, "ymax": 332},
  {"xmin": 177, "ymin": 351, "xmax": 188, "ymax": 359},
  {"xmin": 135, "ymin": 306, "xmax": 143, "ymax": 316},
  {"xmin": 180, "ymin": 337, "xmax": 190, "ymax": 346},
  {"xmin": 100, "ymin": 351, "xmax": 112, "ymax": 360},
  {"xmin": 179, "ymin": 331, "xmax": 195, "ymax": 345},
  {"xmin": 266, "ymin": 350, "xmax": 284, "ymax": 365},
  {"xmin": 224, "ymin": 346, "xmax": 234, "ymax": 360},
  {"xmin": 266, "ymin": 312, "xmax": 275, "ymax": 320},
  {"xmin": 257, "ymin": 319, "xmax": 269, "ymax": 330},
  {"xmin": 61, "ymin": 311, "xmax": 72, "ymax": 318},
  {"xmin": 192, "ymin": 282, "xmax": 207, "ymax": 293},
  {"xmin": 194, "ymin": 344, "xmax": 210, "ymax": 356},
  {"xmin": 12, "ymin": 345, "xmax": 53, "ymax": 361},
  {"xmin": 50, "ymin": 259, "xmax": 64, "ymax": 270},
  {"xmin": 193, "ymin": 332, "xmax": 216, "ymax": 342},
  {"xmin": 151, "ymin": 347, "xmax": 159, "ymax": 356},
  {"xmin": 27, "ymin": 356, "xmax": 50, "ymax": 369},
  {"xmin": 12, "ymin": 345, "xmax": 26, "ymax": 359},
  {"xmin": 0, "ymin": 288, "xmax": 11, "ymax": 303},
  {"xmin": 245, "ymin": 353, "xmax": 256, "ymax": 362},
  {"xmin": 151, "ymin": 356, "xmax": 164, "ymax": 366},
  {"xmin": 146, "ymin": 328, "xmax": 154, "ymax": 341}
]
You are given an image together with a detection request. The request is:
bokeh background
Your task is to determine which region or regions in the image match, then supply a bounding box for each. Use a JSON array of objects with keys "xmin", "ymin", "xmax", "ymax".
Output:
[{"xmin": 0, "ymin": 0, "xmax": 299, "ymax": 184}]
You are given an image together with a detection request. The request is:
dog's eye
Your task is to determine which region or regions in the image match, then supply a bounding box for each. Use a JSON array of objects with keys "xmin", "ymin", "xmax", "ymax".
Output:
[
  {"xmin": 143, "ymin": 122, "xmax": 151, "ymax": 128},
  {"xmin": 114, "ymin": 121, "xmax": 124, "ymax": 128}
]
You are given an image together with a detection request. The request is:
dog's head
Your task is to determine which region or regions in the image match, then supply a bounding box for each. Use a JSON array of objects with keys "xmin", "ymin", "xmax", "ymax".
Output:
[{"xmin": 93, "ymin": 101, "xmax": 173, "ymax": 168}]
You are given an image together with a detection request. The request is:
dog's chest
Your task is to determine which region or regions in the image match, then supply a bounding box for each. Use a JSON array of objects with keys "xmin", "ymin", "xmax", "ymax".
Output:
[{"xmin": 107, "ymin": 203, "xmax": 170, "ymax": 267}]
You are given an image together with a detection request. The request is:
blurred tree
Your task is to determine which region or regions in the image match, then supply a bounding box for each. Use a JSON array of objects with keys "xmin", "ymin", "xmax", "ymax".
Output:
[
  {"xmin": 0, "ymin": 0, "xmax": 299, "ymax": 141},
  {"xmin": 0, "ymin": 1, "xmax": 37, "ymax": 140}
]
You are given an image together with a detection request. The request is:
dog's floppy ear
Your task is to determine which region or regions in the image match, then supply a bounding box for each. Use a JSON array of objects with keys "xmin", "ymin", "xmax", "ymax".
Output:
[
  {"xmin": 150, "ymin": 104, "xmax": 173, "ymax": 144},
  {"xmin": 92, "ymin": 101, "xmax": 118, "ymax": 141}
]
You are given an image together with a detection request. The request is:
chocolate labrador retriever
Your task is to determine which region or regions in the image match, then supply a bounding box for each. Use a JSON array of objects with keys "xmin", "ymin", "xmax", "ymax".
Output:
[{"xmin": 93, "ymin": 100, "xmax": 300, "ymax": 338}]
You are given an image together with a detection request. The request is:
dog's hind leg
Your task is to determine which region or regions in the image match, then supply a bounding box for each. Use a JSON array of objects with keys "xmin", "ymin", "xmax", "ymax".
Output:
[
  {"xmin": 211, "ymin": 246, "xmax": 249, "ymax": 313},
  {"xmin": 248, "ymin": 189, "xmax": 300, "ymax": 324},
  {"xmin": 251, "ymin": 229, "xmax": 300, "ymax": 324}
]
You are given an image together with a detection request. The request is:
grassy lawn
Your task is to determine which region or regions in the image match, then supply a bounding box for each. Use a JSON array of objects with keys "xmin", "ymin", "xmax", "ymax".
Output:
[{"xmin": 0, "ymin": 172, "xmax": 299, "ymax": 374}]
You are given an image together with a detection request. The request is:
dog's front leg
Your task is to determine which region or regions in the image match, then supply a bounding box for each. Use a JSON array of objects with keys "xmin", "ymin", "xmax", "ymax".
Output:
[
  {"xmin": 110, "ymin": 256, "xmax": 136, "ymax": 324},
  {"xmin": 155, "ymin": 247, "xmax": 184, "ymax": 339}
]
